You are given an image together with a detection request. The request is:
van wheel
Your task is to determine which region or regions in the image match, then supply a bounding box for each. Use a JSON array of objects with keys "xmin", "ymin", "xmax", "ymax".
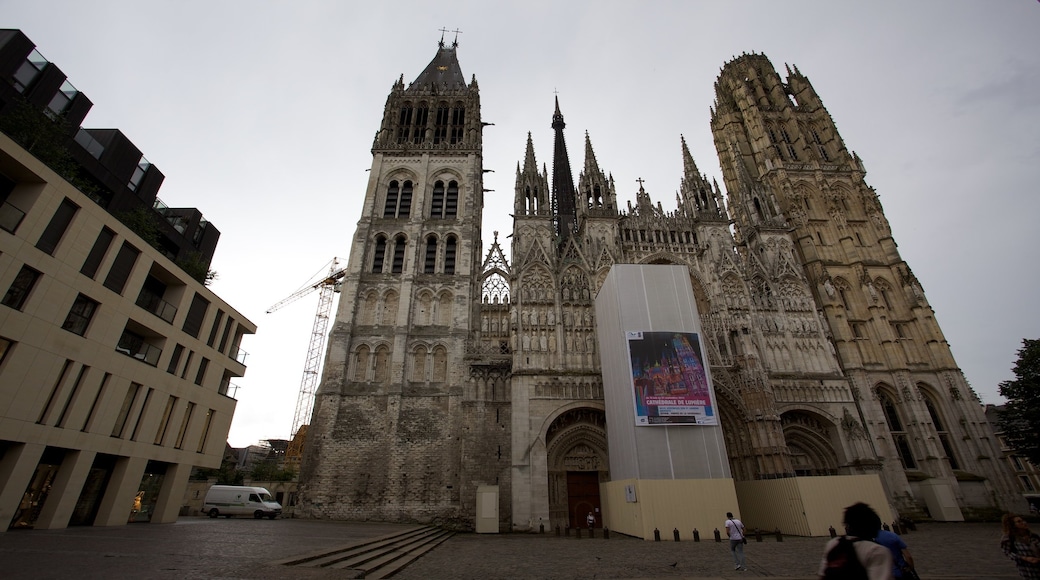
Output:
[
  {"xmin": 208, "ymin": 509, "xmax": 219, "ymax": 518},
  {"xmin": 254, "ymin": 510, "xmax": 264, "ymax": 519}
]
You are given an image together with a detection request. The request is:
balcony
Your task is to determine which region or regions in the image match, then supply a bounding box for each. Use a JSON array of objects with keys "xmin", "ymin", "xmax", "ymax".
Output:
[
  {"xmin": 116, "ymin": 330, "xmax": 162, "ymax": 366},
  {"xmin": 135, "ymin": 288, "xmax": 177, "ymax": 323},
  {"xmin": 229, "ymin": 344, "xmax": 249, "ymax": 365},
  {"xmin": 0, "ymin": 201, "xmax": 26, "ymax": 233}
]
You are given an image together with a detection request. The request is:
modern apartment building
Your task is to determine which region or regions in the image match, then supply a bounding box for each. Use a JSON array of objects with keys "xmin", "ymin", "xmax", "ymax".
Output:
[{"xmin": 0, "ymin": 31, "xmax": 255, "ymax": 531}]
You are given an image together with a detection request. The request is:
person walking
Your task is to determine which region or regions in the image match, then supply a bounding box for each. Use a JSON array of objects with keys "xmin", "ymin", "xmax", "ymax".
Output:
[
  {"xmin": 1001, "ymin": 513, "xmax": 1040, "ymax": 579},
  {"xmin": 586, "ymin": 511, "xmax": 595, "ymax": 530},
  {"xmin": 876, "ymin": 527, "xmax": 917, "ymax": 579},
  {"xmin": 817, "ymin": 502, "xmax": 892, "ymax": 580},
  {"xmin": 725, "ymin": 511, "xmax": 747, "ymax": 571}
]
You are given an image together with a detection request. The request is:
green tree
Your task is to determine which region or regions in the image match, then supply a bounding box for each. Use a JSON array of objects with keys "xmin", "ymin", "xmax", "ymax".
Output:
[
  {"xmin": 998, "ymin": 338, "xmax": 1040, "ymax": 465},
  {"xmin": 115, "ymin": 206, "xmax": 161, "ymax": 248}
]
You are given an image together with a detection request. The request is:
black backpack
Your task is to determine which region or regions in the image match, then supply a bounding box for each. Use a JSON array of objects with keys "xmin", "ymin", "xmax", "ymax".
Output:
[{"xmin": 822, "ymin": 536, "xmax": 868, "ymax": 580}]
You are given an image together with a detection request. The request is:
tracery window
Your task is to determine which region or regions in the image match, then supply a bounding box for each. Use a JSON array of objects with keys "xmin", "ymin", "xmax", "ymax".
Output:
[
  {"xmin": 923, "ymin": 390, "xmax": 961, "ymax": 470},
  {"xmin": 353, "ymin": 345, "xmax": 370, "ymax": 382},
  {"xmin": 374, "ymin": 345, "xmax": 390, "ymax": 383},
  {"xmin": 383, "ymin": 181, "xmax": 411, "ymax": 218},
  {"xmin": 450, "ymin": 102, "xmax": 465, "ymax": 144},
  {"xmin": 432, "ymin": 346, "xmax": 447, "ymax": 381},
  {"xmin": 878, "ymin": 388, "xmax": 917, "ymax": 469},
  {"xmin": 412, "ymin": 345, "xmax": 427, "ymax": 381}
]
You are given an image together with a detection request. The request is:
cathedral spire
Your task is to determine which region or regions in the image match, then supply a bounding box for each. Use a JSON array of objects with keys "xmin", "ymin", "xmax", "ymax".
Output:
[
  {"xmin": 515, "ymin": 132, "xmax": 549, "ymax": 215},
  {"xmin": 551, "ymin": 97, "xmax": 578, "ymax": 242}
]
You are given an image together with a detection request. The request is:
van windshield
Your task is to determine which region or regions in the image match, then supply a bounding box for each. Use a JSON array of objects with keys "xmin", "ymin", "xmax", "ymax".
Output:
[{"xmin": 259, "ymin": 493, "xmax": 274, "ymax": 502}]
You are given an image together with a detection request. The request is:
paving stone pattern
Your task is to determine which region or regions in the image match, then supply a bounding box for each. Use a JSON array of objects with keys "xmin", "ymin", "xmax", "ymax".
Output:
[{"xmin": 0, "ymin": 518, "xmax": 1022, "ymax": 579}]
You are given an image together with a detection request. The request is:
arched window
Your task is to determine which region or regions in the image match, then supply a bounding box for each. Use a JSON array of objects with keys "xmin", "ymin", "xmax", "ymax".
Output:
[
  {"xmin": 374, "ymin": 345, "xmax": 390, "ymax": 383},
  {"xmin": 437, "ymin": 292, "xmax": 452, "ymax": 325},
  {"xmin": 372, "ymin": 235, "xmax": 387, "ymax": 273},
  {"xmin": 424, "ymin": 235, "xmax": 437, "ymax": 273},
  {"xmin": 431, "ymin": 181, "xmax": 445, "ymax": 218},
  {"xmin": 445, "ymin": 181, "xmax": 458, "ymax": 218},
  {"xmin": 398, "ymin": 181, "xmax": 412, "ymax": 217},
  {"xmin": 382, "ymin": 290, "xmax": 398, "ymax": 325},
  {"xmin": 432, "ymin": 346, "xmax": 447, "ymax": 382},
  {"xmin": 391, "ymin": 235, "xmax": 406, "ymax": 274},
  {"xmin": 412, "ymin": 345, "xmax": 427, "ymax": 381},
  {"xmin": 416, "ymin": 292, "xmax": 433, "ymax": 325},
  {"xmin": 361, "ymin": 292, "xmax": 377, "ymax": 325},
  {"xmin": 923, "ymin": 391, "xmax": 960, "ymax": 470},
  {"xmin": 353, "ymin": 345, "xmax": 369, "ymax": 382},
  {"xmin": 878, "ymin": 388, "xmax": 916, "ymax": 469},
  {"xmin": 383, "ymin": 181, "xmax": 399, "ymax": 217},
  {"xmin": 444, "ymin": 235, "xmax": 457, "ymax": 274}
]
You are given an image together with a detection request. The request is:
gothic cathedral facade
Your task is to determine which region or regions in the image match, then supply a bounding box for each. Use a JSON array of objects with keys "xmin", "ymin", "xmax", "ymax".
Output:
[{"xmin": 298, "ymin": 43, "xmax": 1021, "ymax": 529}]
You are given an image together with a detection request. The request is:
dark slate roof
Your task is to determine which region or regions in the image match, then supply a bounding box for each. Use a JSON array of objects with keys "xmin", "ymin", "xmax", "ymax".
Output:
[{"xmin": 410, "ymin": 44, "xmax": 466, "ymax": 89}]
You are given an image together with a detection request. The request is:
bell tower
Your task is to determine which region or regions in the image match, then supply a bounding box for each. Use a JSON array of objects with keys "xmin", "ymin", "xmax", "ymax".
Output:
[{"xmin": 300, "ymin": 35, "xmax": 488, "ymax": 524}]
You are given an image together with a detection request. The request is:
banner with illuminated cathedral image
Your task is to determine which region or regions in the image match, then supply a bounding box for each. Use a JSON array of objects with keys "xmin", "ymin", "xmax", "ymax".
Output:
[{"xmin": 627, "ymin": 331, "xmax": 716, "ymax": 426}]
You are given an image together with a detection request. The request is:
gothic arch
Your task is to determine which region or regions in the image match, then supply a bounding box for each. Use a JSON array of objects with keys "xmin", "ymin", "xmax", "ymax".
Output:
[
  {"xmin": 543, "ymin": 405, "xmax": 608, "ymax": 530},
  {"xmin": 414, "ymin": 289, "xmax": 434, "ymax": 325},
  {"xmin": 781, "ymin": 409, "xmax": 841, "ymax": 476}
]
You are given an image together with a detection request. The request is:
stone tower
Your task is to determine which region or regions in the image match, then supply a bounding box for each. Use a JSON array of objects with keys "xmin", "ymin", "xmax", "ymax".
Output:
[
  {"xmin": 710, "ymin": 53, "xmax": 1021, "ymax": 517},
  {"xmin": 298, "ymin": 38, "xmax": 506, "ymax": 524}
]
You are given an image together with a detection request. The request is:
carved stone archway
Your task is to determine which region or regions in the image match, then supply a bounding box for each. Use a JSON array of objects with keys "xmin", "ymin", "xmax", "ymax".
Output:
[
  {"xmin": 545, "ymin": 407, "xmax": 608, "ymax": 530},
  {"xmin": 781, "ymin": 410, "xmax": 841, "ymax": 476}
]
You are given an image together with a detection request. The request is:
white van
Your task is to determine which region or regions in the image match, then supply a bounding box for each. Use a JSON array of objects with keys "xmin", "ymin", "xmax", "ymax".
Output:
[{"xmin": 202, "ymin": 485, "xmax": 282, "ymax": 519}]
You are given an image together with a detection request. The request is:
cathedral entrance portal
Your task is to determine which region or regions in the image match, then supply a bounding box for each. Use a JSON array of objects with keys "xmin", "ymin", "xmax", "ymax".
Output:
[{"xmin": 545, "ymin": 407, "xmax": 607, "ymax": 531}]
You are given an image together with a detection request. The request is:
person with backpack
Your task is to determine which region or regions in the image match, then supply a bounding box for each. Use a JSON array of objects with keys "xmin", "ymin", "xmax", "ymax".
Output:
[
  {"xmin": 1000, "ymin": 513, "xmax": 1040, "ymax": 579},
  {"xmin": 725, "ymin": 511, "xmax": 748, "ymax": 571},
  {"xmin": 817, "ymin": 502, "xmax": 893, "ymax": 580},
  {"xmin": 876, "ymin": 527, "xmax": 918, "ymax": 579}
]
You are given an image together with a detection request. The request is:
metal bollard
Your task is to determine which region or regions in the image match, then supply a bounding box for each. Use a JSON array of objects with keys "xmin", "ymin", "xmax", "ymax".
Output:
[
  {"xmin": 590, "ymin": 526, "xmax": 595, "ymax": 539},
  {"xmin": 556, "ymin": 525, "xmax": 561, "ymax": 537},
  {"xmin": 829, "ymin": 525, "xmax": 837, "ymax": 538},
  {"xmin": 774, "ymin": 528, "xmax": 783, "ymax": 542},
  {"xmin": 604, "ymin": 527, "xmax": 610, "ymax": 540},
  {"xmin": 576, "ymin": 526, "xmax": 582, "ymax": 539},
  {"xmin": 714, "ymin": 528, "xmax": 722, "ymax": 542},
  {"xmin": 693, "ymin": 528, "xmax": 700, "ymax": 542},
  {"xmin": 755, "ymin": 528, "xmax": 763, "ymax": 542},
  {"xmin": 654, "ymin": 528, "xmax": 661, "ymax": 541},
  {"xmin": 565, "ymin": 526, "xmax": 570, "ymax": 537},
  {"xmin": 540, "ymin": 523, "xmax": 545, "ymax": 534}
]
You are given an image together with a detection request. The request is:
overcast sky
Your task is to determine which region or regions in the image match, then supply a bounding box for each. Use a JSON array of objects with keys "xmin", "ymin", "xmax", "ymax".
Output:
[{"xmin": 4, "ymin": 1, "xmax": 1038, "ymax": 447}]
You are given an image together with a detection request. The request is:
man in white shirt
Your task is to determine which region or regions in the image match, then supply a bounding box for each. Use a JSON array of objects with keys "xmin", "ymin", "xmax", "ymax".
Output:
[{"xmin": 725, "ymin": 511, "xmax": 747, "ymax": 571}]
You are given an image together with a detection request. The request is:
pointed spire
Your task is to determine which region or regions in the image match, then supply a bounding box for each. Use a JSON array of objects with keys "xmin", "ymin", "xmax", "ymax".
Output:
[
  {"xmin": 551, "ymin": 98, "xmax": 578, "ymax": 242},
  {"xmin": 523, "ymin": 132, "xmax": 538, "ymax": 173},
  {"xmin": 681, "ymin": 134, "xmax": 700, "ymax": 178}
]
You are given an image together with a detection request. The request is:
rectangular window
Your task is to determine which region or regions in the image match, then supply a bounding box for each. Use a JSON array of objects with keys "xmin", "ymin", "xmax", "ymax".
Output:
[
  {"xmin": 35, "ymin": 198, "xmax": 79, "ymax": 255},
  {"xmin": 12, "ymin": 49, "xmax": 47, "ymax": 92},
  {"xmin": 129, "ymin": 387, "xmax": 153, "ymax": 441},
  {"xmin": 2, "ymin": 265, "xmax": 41, "ymax": 310},
  {"xmin": 182, "ymin": 293, "xmax": 210, "ymax": 338},
  {"xmin": 111, "ymin": 382, "xmax": 142, "ymax": 438},
  {"xmin": 196, "ymin": 409, "xmax": 214, "ymax": 453},
  {"xmin": 56, "ymin": 365, "xmax": 90, "ymax": 427},
  {"xmin": 175, "ymin": 402, "xmax": 195, "ymax": 449},
  {"xmin": 37, "ymin": 360, "xmax": 73, "ymax": 425},
  {"xmin": 1021, "ymin": 476, "xmax": 1035, "ymax": 492},
  {"xmin": 81, "ymin": 372, "xmax": 110, "ymax": 432},
  {"xmin": 194, "ymin": 357, "xmax": 209, "ymax": 386},
  {"xmin": 180, "ymin": 351, "xmax": 194, "ymax": 380},
  {"xmin": 206, "ymin": 310, "xmax": 225, "ymax": 347},
  {"xmin": 217, "ymin": 317, "xmax": 234, "ymax": 354},
  {"xmin": 166, "ymin": 344, "xmax": 184, "ymax": 374},
  {"xmin": 81, "ymin": 227, "xmax": 115, "ymax": 279},
  {"xmin": 62, "ymin": 294, "xmax": 99, "ymax": 336},
  {"xmin": 103, "ymin": 242, "xmax": 141, "ymax": 295},
  {"xmin": 0, "ymin": 336, "xmax": 13, "ymax": 367},
  {"xmin": 154, "ymin": 395, "xmax": 177, "ymax": 445}
]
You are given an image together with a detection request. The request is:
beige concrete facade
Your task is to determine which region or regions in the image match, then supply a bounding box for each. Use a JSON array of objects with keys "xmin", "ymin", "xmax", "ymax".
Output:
[
  {"xmin": 299, "ymin": 46, "xmax": 1023, "ymax": 533},
  {"xmin": 1, "ymin": 132, "xmax": 255, "ymax": 530}
]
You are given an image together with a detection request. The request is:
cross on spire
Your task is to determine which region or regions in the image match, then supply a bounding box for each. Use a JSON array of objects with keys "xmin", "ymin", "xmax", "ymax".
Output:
[{"xmin": 636, "ymin": 177, "xmax": 645, "ymax": 189}]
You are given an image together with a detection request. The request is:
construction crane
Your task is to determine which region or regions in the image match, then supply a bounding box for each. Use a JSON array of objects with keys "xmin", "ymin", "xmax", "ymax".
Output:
[{"xmin": 266, "ymin": 258, "xmax": 346, "ymax": 468}]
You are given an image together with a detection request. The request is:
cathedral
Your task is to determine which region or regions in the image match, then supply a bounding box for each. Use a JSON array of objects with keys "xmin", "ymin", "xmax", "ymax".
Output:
[{"xmin": 297, "ymin": 39, "xmax": 1022, "ymax": 531}]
